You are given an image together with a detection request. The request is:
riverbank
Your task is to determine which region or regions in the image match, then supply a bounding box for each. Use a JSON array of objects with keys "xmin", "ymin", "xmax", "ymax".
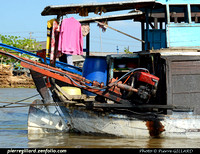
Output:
[{"xmin": 0, "ymin": 64, "xmax": 35, "ymax": 88}]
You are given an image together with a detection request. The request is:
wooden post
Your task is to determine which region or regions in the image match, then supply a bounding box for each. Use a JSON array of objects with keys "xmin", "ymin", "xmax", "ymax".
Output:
[
  {"xmin": 187, "ymin": 4, "xmax": 192, "ymax": 24},
  {"xmin": 141, "ymin": 21, "xmax": 145, "ymax": 50},
  {"xmin": 145, "ymin": 9, "xmax": 150, "ymax": 50},
  {"xmin": 166, "ymin": 4, "xmax": 170, "ymax": 24},
  {"xmin": 154, "ymin": 18, "xmax": 158, "ymax": 29},
  {"xmin": 86, "ymin": 29, "xmax": 90, "ymax": 56}
]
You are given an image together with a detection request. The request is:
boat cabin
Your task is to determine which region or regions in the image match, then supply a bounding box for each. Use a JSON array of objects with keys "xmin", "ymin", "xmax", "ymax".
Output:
[
  {"xmin": 138, "ymin": 0, "xmax": 200, "ymax": 50},
  {"xmin": 42, "ymin": 0, "xmax": 200, "ymax": 52}
]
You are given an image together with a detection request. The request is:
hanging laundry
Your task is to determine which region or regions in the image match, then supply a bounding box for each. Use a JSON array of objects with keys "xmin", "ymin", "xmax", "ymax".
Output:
[
  {"xmin": 58, "ymin": 17, "xmax": 83, "ymax": 55},
  {"xmin": 81, "ymin": 23, "xmax": 90, "ymax": 37},
  {"xmin": 46, "ymin": 19, "xmax": 55, "ymax": 57},
  {"xmin": 50, "ymin": 20, "xmax": 60, "ymax": 62},
  {"xmin": 97, "ymin": 20, "xmax": 108, "ymax": 32}
]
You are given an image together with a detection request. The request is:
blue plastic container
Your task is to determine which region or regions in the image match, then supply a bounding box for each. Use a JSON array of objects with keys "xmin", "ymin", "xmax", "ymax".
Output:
[{"xmin": 82, "ymin": 56, "xmax": 108, "ymax": 96}]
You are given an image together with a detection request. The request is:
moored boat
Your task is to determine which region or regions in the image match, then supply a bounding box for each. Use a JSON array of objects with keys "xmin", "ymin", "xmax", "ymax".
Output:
[{"xmin": 1, "ymin": 0, "xmax": 200, "ymax": 138}]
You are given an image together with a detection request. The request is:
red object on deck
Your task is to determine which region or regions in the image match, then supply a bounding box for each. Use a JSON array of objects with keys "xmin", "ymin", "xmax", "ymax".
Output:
[
  {"xmin": 36, "ymin": 49, "xmax": 46, "ymax": 62},
  {"xmin": 137, "ymin": 72, "xmax": 159, "ymax": 86}
]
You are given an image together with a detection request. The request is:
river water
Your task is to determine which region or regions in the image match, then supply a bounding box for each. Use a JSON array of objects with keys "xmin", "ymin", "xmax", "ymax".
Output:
[{"xmin": 0, "ymin": 88, "xmax": 200, "ymax": 149}]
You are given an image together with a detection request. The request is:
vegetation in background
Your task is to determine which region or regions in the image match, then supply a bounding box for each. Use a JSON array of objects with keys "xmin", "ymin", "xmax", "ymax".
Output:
[
  {"xmin": 124, "ymin": 47, "xmax": 133, "ymax": 54},
  {"xmin": 0, "ymin": 34, "xmax": 41, "ymax": 68}
]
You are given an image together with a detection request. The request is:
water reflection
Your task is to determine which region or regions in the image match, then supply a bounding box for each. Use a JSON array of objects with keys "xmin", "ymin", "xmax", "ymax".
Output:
[
  {"xmin": 1, "ymin": 88, "xmax": 200, "ymax": 148},
  {"xmin": 28, "ymin": 133, "xmax": 148, "ymax": 148},
  {"xmin": 28, "ymin": 133, "xmax": 200, "ymax": 148}
]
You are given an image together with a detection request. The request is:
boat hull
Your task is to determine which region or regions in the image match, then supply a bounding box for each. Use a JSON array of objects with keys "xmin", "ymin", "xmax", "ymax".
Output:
[
  {"xmin": 28, "ymin": 99, "xmax": 69, "ymax": 134},
  {"xmin": 66, "ymin": 108, "xmax": 200, "ymax": 138},
  {"xmin": 28, "ymin": 101, "xmax": 200, "ymax": 138}
]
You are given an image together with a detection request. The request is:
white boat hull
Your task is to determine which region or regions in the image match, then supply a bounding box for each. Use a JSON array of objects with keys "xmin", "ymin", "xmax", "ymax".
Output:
[
  {"xmin": 28, "ymin": 101, "xmax": 200, "ymax": 138},
  {"xmin": 67, "ymin": 109, "xmax": 200, "ymax": 138}
]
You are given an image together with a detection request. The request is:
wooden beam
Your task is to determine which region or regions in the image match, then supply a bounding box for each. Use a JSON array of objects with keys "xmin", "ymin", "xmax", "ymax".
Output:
[
  {"xmin": 95, "ymin": 21, "xmax": 145, "ymax": 43},
  {"xmin": 187, "ymin": 4, "xmax": 192, "ymax": 24},
  {"xmin": 154, "ymin": 18, "xmax": 158, "ymax": 29}
]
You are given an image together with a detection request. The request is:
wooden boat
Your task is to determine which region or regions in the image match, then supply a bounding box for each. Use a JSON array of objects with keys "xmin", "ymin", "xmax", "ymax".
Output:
[
  {"xmin": 26, "ymin": 52, "xmax": 200, "ymax": 138},
  {"xmin": 1, "ymin": 0, "xmax": 200, "ymax": 138}
]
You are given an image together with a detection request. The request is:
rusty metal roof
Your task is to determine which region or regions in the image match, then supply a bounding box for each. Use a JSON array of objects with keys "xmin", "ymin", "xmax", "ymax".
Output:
[{"xmin": 41, "ymin": 0, "xmax": 156, "ymax": 16}]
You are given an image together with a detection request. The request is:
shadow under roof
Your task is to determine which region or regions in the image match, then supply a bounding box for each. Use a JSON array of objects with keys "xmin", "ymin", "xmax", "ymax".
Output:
[{"xmin": 41, "ymin": 0, "xmax": 156, "ymax": 16}]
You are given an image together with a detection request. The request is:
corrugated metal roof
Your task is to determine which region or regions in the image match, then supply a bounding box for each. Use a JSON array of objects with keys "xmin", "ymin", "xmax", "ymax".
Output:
[{"xmin": 41, "ymin": 0, "xmax": 156, "ymax": 16}]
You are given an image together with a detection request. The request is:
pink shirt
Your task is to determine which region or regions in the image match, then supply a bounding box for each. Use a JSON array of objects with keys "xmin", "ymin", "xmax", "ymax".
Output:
[{"xmin": 58, "ymin": 17, "xmax": 83, "ymax": 55}]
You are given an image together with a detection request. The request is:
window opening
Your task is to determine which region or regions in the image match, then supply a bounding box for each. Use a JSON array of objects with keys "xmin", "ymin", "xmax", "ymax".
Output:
[
  {"xmin": 191, "ymin": 5, "xmax": 200, "ymax": 23},
  {"xmin": 169, "ymin": 5, "xmax": 189, "ymax": 23}
]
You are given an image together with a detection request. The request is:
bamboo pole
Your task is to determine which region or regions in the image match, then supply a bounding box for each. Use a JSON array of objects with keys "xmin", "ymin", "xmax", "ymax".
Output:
[{"xmin": 95, "ymin": 21, "xmax": 145, "ymax": 43}]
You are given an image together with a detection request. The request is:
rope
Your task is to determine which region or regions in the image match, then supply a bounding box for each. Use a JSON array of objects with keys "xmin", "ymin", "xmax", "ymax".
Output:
[
  {"xmin": 0, "ymin": 102, "xmax": 70, "ymax": 109},
  {"xmin": 0, "ymin": 94, "xmax": 40, "ymax": 108}
]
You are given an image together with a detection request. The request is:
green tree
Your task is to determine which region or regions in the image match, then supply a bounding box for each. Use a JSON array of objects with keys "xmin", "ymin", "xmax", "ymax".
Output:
[
  {"xmin": 0, "ymin": 34, "xmax": 41, "ymax": 66},
  {"xmin": 0, "ymin": 34, "xmax": 41, "ymax": 51}
]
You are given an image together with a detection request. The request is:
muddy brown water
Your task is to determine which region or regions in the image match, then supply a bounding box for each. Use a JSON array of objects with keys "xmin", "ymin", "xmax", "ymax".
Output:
[{"xmin": 0, "ymin": 88, "xmax": 200, "ymax": 148}]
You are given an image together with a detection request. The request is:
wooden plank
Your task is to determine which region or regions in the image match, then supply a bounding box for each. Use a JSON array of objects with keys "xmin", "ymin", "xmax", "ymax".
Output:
[
  {"xmin": 172, "ymin": 74, "xmax": 200, "ymax": 93},
  {"xmin": 93, "ymin": 102, "xmax": 175, "ymax": 109},
  {"xmin": 166, "ymin": 24, "xmax": 200, "ymax": 48},
  {"xmin": 78, "ymin": 12, "xmax": 143, "ymax": 23},
  {"xmin": 41, "ymin": 1, "xmax": 155, "ymax": 16},
  {"xmin": 173, "ymin": 93, "xmax": 200, "ymax": 114},
  {"xmin": 171, "ymin": 61, "xmax": 200, "ymax": 75},
  {"xmin": 165, "ymin": 56, "xmax": 200, "ymax": 114},
  {"xmin": 55, "ymin": 84, "xmax": 72, "ymax": 100}
]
